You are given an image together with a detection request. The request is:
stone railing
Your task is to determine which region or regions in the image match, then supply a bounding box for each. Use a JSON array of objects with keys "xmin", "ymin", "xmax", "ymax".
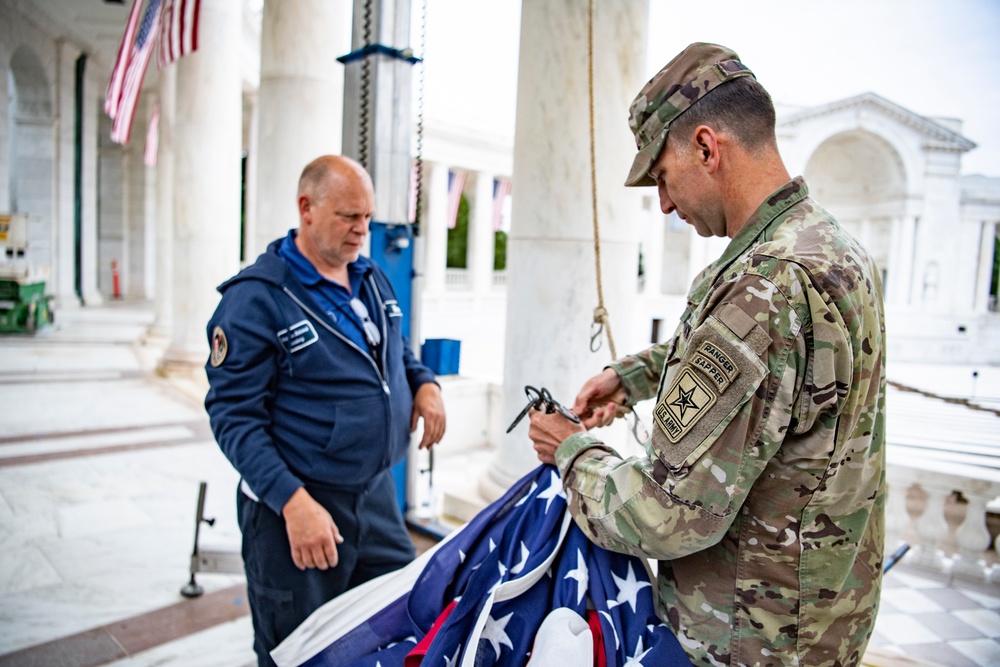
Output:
[
  {"xmin": 444, "ymin": 268, "xmax": 508, "ymax": 289},
  {"xmin": 445, "ymin": 268, "xmax": 470, "ymax": 288},
  {"xmin": 885, "ymin": 455, "xmax": 1000, "ymax": 583}
]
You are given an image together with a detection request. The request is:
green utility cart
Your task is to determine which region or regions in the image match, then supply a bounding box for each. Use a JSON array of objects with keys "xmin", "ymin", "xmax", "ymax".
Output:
[{"xmin": 0, "ymin": 273, "xmax": 53, "ymax": 334}]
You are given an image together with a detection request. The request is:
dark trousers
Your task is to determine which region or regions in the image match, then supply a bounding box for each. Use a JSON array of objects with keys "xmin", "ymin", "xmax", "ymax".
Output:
[{"xmin": 237, "ymin": 470, "xmax": 415, "ymax": 667}]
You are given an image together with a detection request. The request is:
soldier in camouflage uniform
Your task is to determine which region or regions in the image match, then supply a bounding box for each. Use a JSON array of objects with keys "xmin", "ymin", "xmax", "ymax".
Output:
[{"xmin": 528, "ymin": 43, "xmax": 887, "ymax": 666}]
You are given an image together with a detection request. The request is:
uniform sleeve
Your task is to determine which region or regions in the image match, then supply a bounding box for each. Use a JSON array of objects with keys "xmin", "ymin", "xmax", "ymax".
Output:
[
  {"xmin": 403, "ymin": 336, "xmax": 438, "ymax": 395},
  {"xmin": 555, "ymin": 273, "xmax": 804, "ymax": 560},
  {"xmin": 608, "ymin": 339, "xmax": 675, "ymax": 406},
  {"xmin": 204, "ymin": 286, "xmax": 303, "ymax": 515}
]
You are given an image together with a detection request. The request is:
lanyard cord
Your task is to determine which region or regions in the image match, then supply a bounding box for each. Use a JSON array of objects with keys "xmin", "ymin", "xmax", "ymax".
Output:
[{"xmin": 587, "ymin": 0, "xmax": 615, "ymax": 361}]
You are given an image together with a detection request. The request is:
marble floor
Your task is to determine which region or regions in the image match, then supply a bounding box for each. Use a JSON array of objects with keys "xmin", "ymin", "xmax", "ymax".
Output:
[{"xmin": 1, "ymin": 301, "xmax": 999, "ymax": 667}]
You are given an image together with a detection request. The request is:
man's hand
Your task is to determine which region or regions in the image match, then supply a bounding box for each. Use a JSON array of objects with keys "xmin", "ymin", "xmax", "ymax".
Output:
[
  {"xmin": 529, "ymin": 408, "xmax": 585, "ymax": 465},
  {"xmin": 412, "ymin": 382, "xmax": 446, "ymax": 449},
  {"xmin": 282, "ymin": 487, "xmax": 343, "ymax": 571},
  {"xmin": 572, "ymin": 368, "xmax": 627, "ymax": 429}
]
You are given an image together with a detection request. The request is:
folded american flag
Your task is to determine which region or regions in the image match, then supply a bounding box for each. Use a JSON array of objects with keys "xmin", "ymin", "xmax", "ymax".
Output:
[{"xmin": 271, "ymin": 465, "xmax": 692, "ymax": 667}]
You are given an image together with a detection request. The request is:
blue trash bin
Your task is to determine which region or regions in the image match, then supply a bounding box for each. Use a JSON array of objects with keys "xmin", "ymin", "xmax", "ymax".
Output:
[{"xmin": 422, "ymin": 339, "xmax": 461, "ymax": 375}]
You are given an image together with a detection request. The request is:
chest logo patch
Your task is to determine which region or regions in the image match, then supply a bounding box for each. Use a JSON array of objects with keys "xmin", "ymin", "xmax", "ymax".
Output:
[
  {"xmin": 210, "ymin": 326, "xmax": 228, "ymax": 367},
  {"xmin": 654, "ymin": 368, "xmax": 718, "ymax": 443},
  {"xmin": 277, "ymin": 320, "xmax": 319, "ymax": 353}
]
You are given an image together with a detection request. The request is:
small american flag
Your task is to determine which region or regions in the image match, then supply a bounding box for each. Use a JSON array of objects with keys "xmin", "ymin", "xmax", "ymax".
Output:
[
  {"xmin": 144, "ymin": 104, "xmax": 159, "ymax": 166},
  {"xmin": 108, "ymin": 0, "xmax": 162, "ymax": 145},
  {"xmin": 447, "ymin": 170, "xmax": 467, "ymax": 230},
  {"xmin": 157, "ymin": 0, "xmax": 200, "ymax": 69},
  {"xmin": 491, "ymin": 177, "xmax": 512, "ymax": 232},
  {"xmin": 104, "ymin": 0, "xmax": 143, "ymax": 120}
]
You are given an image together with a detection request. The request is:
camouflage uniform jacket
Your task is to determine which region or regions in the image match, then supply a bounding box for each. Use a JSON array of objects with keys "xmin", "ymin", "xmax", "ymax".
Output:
[{"xmin": 555, "ymin": 177, "xmax": 887, "ymax": 666}]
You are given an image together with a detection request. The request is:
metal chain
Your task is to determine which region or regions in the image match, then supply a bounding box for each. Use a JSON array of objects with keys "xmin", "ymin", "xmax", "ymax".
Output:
[
  {"xmin": 358, "ymin": 0, "xmax": 374, "ymax": 171},
  {"xmin": 412, "ymin": 0, "xmax": 427, "ymax": 228}
]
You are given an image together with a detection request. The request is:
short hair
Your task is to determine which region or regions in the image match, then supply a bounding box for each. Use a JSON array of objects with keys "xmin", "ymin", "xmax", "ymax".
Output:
[
  {"xmin": 667, "ymin": 76, "xmax": 777, "ymax": 154},
  {"xmin": 298, "ymin": 157, "xmax": 334, "ymax": 202}
]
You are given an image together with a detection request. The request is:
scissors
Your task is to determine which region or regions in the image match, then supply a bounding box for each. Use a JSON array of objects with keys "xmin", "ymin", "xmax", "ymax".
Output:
[{"xmin": 506, "ymin": 385, "xmax": 581, "ymax": 433}]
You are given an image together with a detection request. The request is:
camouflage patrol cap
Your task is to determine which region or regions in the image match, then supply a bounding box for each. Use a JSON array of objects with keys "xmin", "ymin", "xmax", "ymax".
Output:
[{"xmin": 625, "ymin": 42, "xmax": 755, "ymax": 187}]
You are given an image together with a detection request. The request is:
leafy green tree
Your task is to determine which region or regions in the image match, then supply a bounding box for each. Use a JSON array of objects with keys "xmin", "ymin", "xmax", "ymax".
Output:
[
  {"xmin": 494, "ymin": 230, "xmax": 507, "ymax": 271},
  {"xmin": 446, "ymin": 195, "xmax": 469, "ymax": 268}
]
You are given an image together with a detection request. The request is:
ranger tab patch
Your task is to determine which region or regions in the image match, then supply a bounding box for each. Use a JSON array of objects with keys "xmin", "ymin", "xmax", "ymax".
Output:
[
  {"xmin": 692, "ymin": 341, "xmax": 740, "ymax": 392},
  {"xmin": 654, "ymin": 367, "xmax": 718, "ymax": 443}
]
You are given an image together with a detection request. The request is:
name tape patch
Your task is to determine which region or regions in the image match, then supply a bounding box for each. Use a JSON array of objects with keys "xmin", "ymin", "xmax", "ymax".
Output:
[
  {"xmin": 277, "ymin": 319, "xmax": 319, "ymax": 353},
  {"xmin": 654, "ymin": 367, "xmax": 718, "ymax": 443}
]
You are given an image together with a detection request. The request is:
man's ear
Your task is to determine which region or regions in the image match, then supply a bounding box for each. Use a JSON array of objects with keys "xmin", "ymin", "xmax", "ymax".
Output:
[
  {"xmin": 297, "ymin": 195, "xmax": 311, "ymax": 221},
  {"xmin": 693, "ymin": 126, "xmax": 720, "ymax": 173}
]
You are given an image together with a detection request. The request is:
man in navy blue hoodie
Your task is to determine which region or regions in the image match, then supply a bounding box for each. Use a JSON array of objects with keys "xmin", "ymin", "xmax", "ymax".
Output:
[{"xmin": 205, "ymin": 155, "xmax": 446, "ymax": 666}]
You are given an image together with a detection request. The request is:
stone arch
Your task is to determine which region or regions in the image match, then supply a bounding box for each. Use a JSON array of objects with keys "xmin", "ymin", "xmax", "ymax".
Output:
[
  {"xmin": 7, "ymin": 44, "xmax": 54, "ymax": 274},
  {"xmin": 804, "ymin": 129, "xmax": 907, "ymax": 292}
]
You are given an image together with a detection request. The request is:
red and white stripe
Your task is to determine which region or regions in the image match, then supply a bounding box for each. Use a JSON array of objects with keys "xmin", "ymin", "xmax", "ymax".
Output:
[
  {"xmin": 491, "ymin": 176, "xmax": 512, "ymax": 232},
  {"xmin": 446, "ymin": 170, "xmax": 467, "ymax": 229},
  {"xmin": 104, "ymin": 0, "xmax": 143, "ymax": 119},
  {"xmin": 158, "ymin": 0, "xmax": 201, "ymax": 69},
  {"xmin": 109, "ymin": 0, "xmax": 162, "ymax": 145}
]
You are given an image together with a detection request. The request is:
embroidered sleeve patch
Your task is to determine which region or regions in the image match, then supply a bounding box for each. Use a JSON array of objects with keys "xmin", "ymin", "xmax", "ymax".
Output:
[
  {"xmin": 210, "ymin": 326, "xmax": 228, "ymax": 367},
  {"xmin": 692, "ymin": 341, "xmax": 740, "ymax": 392},
  {"xmin": 653, "ymin": 368, "xmax": 718, "ymax": 443}
]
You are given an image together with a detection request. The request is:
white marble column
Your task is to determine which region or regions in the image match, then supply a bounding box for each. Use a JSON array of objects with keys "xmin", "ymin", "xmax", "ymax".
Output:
[
  {"xmin": 80, "ymin": 58, "xmax": 102, "ymax": 306},
  {"xmin": 421, "ymin": 160, "xmax": 449, "ymax": 296},
  {"xmin": 125, "ymin": 96, "xmax": 151, "ymax": 299},
  {"xmin": 160, "ymin": 0, "xmax": 242, "ymax": 372},
  {"xmin": 52, "ymin": 39, "xmax": 81, "ymax": 308},
  {"xmin": 974, "ymin": 221, "xmax": 998, "ymax": 312},
  {"xmin": 251, "ymin": 0, "xmax": 351, "ymax": 256},
  {"xmin": 468, "ymin": 171, "xmax": 496, "ymax": 294},
  {"xmin": 150, "ymin": 67, "xmax": 176, "ymax": 339},
  {"xmin": 242, "ymin": 91, "xmax": 259, "ymax": 264},
  {"xmin": 481, "ymin": 0, "xmax": 648, "ymax": 498},
  {"xmin": 641, "ymin": 211, "xmax": 665, "ymax": 296},
  {"xmin": 895, "ymin": 215, "xmax": 917, "ymax": 307}
]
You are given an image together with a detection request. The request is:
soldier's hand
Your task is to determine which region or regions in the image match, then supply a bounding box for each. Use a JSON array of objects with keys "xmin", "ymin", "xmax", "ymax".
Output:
[
  {"xmin": 529, "ymin": 408, "xmax": 584, "ymax": 466},
  {"xmin": 282, "ymin": 487, "xmax": 343, "ymax": 571},
  {"xmin": 573, "ymin": 368, "xmax": 627, "ymax": 429},
  {"xmin": 412, "ymin": 382, "xmax": 446, "ymax": 449}
]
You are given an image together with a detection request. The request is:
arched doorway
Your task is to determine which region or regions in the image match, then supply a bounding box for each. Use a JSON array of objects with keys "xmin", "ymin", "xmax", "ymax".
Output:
[
  {"xmin": 804, "ymin": 130, "xmax": 906, "ymax": 301},
  {"xmin": 7, "ymin": 45, "xmax": 54, "ymax": 282}
]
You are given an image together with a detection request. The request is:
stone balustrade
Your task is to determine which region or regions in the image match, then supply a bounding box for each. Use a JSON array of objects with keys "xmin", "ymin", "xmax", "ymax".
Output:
[{"xmin": 885, "ymin": 455, "xmax": 1000, "ymax": 583}]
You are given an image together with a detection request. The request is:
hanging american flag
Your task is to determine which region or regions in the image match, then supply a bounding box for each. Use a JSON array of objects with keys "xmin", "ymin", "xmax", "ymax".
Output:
[
  {"xmin": 491, "ymin": 177, "xmax": 512, "ymax": 232},
  {"xmin": 270, "ymin": 465, "xmax": 694, "ymax": 667},
  {"xmin": 104, "ymin": 0, "xmax": 143, "ymax": 120},
  {"xmin": 447, "ymin": 170, "xmax": 467, "ymax": 230},
  {"xmin": 144, "ymin": 104, "xmax": 159, "ymax": 166},
  {"xmin": 157, "ymin": 0, "xmax": 201, "ymax": 68},
  {"xmin": 108, "ymin": 0, "xmax": 162, "ymax": 145}
]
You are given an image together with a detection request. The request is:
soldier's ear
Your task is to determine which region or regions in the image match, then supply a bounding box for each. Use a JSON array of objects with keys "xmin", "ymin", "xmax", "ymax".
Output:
[{"xmin": 692, "ymin": 126, "xmax": 721, "ymax": 174}]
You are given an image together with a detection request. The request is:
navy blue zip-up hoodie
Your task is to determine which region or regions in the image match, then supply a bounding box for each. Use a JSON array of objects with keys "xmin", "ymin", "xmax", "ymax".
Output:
[{"xmin": 204, "ymin": 239, "xmax": 437, "ymax": 516}]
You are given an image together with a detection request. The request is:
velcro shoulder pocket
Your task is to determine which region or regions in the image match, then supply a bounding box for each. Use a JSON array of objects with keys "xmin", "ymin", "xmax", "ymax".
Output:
[{"xmin": 650, "ymin": 302, "xmax": 769, "ymax": 484}]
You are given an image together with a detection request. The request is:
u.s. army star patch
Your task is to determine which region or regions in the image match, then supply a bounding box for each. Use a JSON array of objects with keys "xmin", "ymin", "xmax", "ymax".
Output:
[{"xmin": 654, "ymin": 368, "xmax": 718, "ymax": 443}]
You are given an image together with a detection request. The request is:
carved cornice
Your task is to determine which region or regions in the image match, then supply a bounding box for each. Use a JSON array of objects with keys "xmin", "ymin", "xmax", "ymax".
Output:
[{"xmin": 778, "ymin": 92, "xmax": 977, "ymax": 152}]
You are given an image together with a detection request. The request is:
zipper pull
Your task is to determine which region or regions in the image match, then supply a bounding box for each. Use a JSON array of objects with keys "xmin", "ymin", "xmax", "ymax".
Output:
[{"xmin": 382, "ymin": 380, "xmax": 390, "ymax": 395}]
